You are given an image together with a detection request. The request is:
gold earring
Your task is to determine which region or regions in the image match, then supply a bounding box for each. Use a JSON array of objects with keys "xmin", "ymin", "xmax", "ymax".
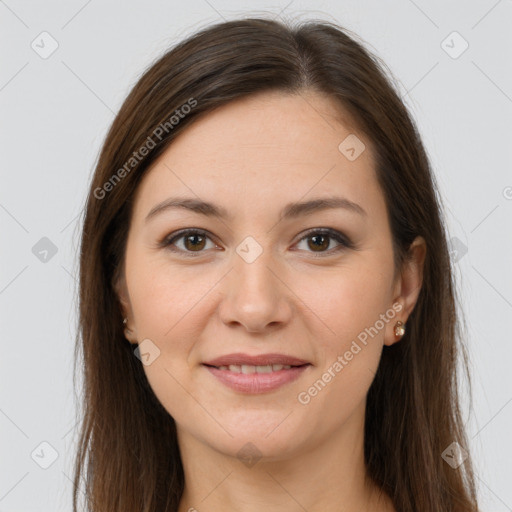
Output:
[
  {"xmin": 123, "ymin": 317, "xmax": 132, "ymax": 333},
  {"xmin": 394, "ymin": 321, "xmax": 405, "ymax": 339}
]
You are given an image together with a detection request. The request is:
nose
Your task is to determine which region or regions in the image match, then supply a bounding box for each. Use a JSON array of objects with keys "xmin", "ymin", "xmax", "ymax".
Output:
[{"xmin": 217, "ymin": 249, "xmax": 293, "ymax": 334}]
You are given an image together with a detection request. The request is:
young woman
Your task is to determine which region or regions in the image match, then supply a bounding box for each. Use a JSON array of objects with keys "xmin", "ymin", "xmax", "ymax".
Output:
[{"xmin": 73, "ymin": 17, "xmax": 480, "ymax": 512}]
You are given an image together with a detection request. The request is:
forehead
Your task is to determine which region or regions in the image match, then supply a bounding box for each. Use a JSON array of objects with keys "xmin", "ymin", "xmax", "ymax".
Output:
[
  {"xmin": 162, "ymin": 90, "xmax": 365, "ymax": 167},
  {"xmin": 131, "ymin": 90, "xmax": 385, "ymax": 224}
]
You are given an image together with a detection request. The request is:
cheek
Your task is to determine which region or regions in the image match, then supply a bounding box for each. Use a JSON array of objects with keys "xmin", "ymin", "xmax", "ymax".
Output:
[
  {"xmin": 303, "ymin": 263, "xmax": 391, "ymax": 344},
  {"xmin": 127, "ymin": 252, "xmax": 215, "ymax": 341},
  {"xmin": 129, "ymin": 264, "xmax": 202, "ymax": 421},
  {"xmin": 298, "ymin": 262, "xmax": 391, "ymax": 403},
  {"xmin": 126, "ymin": 257, "xmax": 219, "ymax": 405},
  {"xmin": 297, "ymin": 274, "xmax": 387, "ymax": 417}
]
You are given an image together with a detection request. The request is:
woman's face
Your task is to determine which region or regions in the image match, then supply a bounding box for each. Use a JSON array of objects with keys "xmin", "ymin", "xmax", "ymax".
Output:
[{"xmin": 117, "ymin": 90, "xmax": 424, "ymax": 461}]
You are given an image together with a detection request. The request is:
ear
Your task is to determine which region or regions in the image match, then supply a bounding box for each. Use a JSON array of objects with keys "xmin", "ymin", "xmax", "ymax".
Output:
[
  {"xmin": 114, "ymin": 273, "xmax": 138, "ymax": 345},
  {"xmin": 385, "ymin": 236, "xmax": 427, "ymax": 347}
]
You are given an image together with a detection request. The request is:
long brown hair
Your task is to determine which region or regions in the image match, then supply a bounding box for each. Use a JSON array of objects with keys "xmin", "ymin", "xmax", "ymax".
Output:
[{"xmin": 73, "ymin": 16, "xmax": 479, "ymax": 511}]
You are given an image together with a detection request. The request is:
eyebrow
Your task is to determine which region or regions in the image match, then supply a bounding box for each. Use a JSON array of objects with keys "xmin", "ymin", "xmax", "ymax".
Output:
[{"xmin": 145, "ymin": 196, "xmax": 367, "ymax": 223}]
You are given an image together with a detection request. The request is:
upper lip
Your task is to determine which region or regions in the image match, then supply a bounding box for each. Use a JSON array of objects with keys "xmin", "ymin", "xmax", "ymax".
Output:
[{"xmin": 203, "ymin": 353, "xmax": 311, "ymax": 367}]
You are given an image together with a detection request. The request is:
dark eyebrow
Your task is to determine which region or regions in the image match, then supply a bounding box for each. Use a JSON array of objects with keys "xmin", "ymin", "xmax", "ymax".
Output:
[
  {"xmin": 145, "ymin": 196, "xmax": 367, "ymax": 223},
  {"xmin": 281, "ymin": 197, "xmax": 367, "ymax": 219}
]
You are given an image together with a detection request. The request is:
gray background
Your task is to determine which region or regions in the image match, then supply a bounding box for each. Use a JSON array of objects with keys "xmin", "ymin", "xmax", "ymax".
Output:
[{"xmin": 1, "ymin": 0, "xmax": 511, "ymax": 510}]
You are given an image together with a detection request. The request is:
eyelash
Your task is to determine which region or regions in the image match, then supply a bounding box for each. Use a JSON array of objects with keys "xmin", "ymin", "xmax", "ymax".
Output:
[{"xmin": 160, "ymin": 228, "xmax": 354, "ymax": 257}]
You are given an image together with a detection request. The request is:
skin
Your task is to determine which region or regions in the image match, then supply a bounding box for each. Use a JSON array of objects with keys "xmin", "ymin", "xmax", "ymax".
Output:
[{"xmin": 116, "ymin": 90, "xmax": 426, "ymax": 512}]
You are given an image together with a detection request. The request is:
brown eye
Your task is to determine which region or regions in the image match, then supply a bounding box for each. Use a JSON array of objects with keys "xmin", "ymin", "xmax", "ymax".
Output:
[
  {"xmin": 183, "ymin": 233, "xmax": 206, "ymax": 251},
  {"xmin": 307, "ymin": 233, "xmax": 330, "ymax": 251},
  {"xmin": 162, "ymin": 227, "xmax": 353, "ymax": 258},
  {"xmin": 295, "ymin": 228, "xmax": 352, "ymax": 255},
  {"xmin": 163, "ymin": 229, "xmax": 217, "ymax": 256}
]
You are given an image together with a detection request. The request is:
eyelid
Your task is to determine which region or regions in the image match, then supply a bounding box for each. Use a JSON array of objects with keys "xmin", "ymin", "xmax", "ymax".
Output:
[{"xmin": 161, "ymin": 227, "xmax": 354, "ymax": 256}]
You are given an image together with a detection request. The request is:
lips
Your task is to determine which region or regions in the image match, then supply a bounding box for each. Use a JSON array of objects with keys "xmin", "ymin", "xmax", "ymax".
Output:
[
  {"xmin": 203, "ymin": 352, "xmax": 311, "ymax": 368},
  {"xmin": 204, "ymin": 363, "xmax": 311, "ymax": 393}
]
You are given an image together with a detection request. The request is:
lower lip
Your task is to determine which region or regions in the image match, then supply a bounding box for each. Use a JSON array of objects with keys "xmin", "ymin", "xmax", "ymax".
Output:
[{"xmin": 204, "ymin": 364, "xmax": 311, "ymax": 394}]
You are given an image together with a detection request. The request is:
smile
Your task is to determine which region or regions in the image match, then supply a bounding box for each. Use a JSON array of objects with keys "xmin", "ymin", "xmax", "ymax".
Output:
[
  {"xmin": 203, "ymin": 363, "xmax": 311, "ymax": 393},
  {"xmin": 212, "ymin": 364, "xmax": 295, "ymax": 373}
]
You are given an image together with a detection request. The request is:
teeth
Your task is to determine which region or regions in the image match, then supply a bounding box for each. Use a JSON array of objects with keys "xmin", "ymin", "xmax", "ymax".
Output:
[{"xmin": 216, "ymin": 364, "xmax": 293, "ymax": 373}]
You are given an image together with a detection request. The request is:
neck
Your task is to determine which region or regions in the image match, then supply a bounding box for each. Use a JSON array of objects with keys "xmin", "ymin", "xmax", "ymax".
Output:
[{"xmin": 176, "ymin": 404, "xmax": 394, "ymax": 512}]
